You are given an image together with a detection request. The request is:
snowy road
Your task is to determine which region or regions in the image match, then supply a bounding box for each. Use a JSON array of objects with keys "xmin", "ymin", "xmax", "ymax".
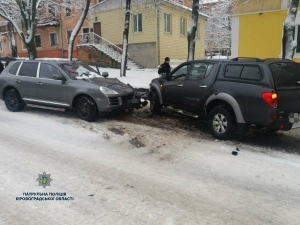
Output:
[{"xmin": 0, "ymin": 102, "xmax": 300, "ymax": 225}]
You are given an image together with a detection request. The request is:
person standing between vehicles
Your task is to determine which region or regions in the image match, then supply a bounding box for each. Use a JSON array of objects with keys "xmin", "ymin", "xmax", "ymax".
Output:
[
  {"xmin": 158, "ymin": 57, "xmax": 171, "ymax": 76},
  {"xmin": 5, "ymin": 56, "xmax": 11, "ymax": 68},
  {"xmin": 0, "ymin": 59, "xmax": 4, "ymax": 73}
]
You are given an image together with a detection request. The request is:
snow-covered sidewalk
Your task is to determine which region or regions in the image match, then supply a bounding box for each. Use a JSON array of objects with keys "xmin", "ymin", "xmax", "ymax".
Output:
[{"xmin": 96, "ymin": 67, "xmax": 159, "ymax": 89}]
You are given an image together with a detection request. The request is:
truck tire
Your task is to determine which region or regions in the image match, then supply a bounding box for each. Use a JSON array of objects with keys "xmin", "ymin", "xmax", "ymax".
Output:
[
  {"xmin": 76, "ymin": 96, "xmax": 97, "ymax": 122},
  {"xmin": 150, "ymin": 90, "xmax": 161, "ymax": 115},
  {"xmin": 4, "ymin": 89, "xmax": 26, "ymax": 112},
  {"xmin": 208, "ymin": 106, "xmax": 235, "ymax": 140}
]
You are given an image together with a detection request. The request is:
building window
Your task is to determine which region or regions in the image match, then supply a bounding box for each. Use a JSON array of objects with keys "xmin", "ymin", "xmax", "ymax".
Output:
[
  {"xmin": 50, "ymin": 32, "xmax": 58, "ymax": 46},
  {"xmin": 164, "ymin": 13, "xmax": 171, "ymax": 33},
  {"xmin": 65, "ymin": 0, "xmax": 71, "ymax": 17},
  {"xmin": 0, "ymin": 40, "xmax": 2, "ymax": 52},
  {"xmin": 35, "ymin": 35, "xmax": 42, "ymax": 48},
  {"xmin": 133, "ymin": 14, "xmax": 142, "ymax": 33},
  {"xmin": 82, "ymin": 28, "xmax": 89, "ymax": 34},
  {"xmin": 180, "ymin": 18, "xmax": 186, "ymax": 36},
  {"xmin": 67, "ymin": 30, "xmax": 73, "ymax": 44},
  {"xmin": 0, "ymin": 25, "xmax": 6, "ymax": 33}
]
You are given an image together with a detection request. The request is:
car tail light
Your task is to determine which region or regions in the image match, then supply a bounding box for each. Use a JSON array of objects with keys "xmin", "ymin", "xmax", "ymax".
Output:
[
  {"xmin": 271, "ymin": 114, "xmax": 278, "ymax": 120},
  {"xmin": 262, "ymin": 92, "xmax": 278, "ymax": 109},
  {"xmin": 280, "ymin": 123, "xmax": 285, "ymax": 130}
]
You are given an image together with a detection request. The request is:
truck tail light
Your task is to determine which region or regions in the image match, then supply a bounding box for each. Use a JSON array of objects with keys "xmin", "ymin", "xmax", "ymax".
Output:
[{"xmin": 262, "ymin": 92, "xmax": 278, "ymax": 109}]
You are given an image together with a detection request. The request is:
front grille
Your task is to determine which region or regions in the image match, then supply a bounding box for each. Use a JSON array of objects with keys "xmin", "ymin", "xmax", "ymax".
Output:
[{"xmin": 108, "ymin": 97, "xmax": 122, "ymax": 105}]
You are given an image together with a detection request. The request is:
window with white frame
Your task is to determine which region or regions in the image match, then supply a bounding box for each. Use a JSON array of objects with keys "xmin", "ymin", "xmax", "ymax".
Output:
[
  {"xmin": 35, "ymin": 35, "xmax": 42, "ymax": 48},
  {"xmin": 50, "ymin": 32, "xmax": 58, "ymax": 46},
  {"xmin": 0, "ymin": 40, "xmax": 3, "ymax": 52},
  {"xmin": 164, "ymin": 13, "xmax": 171, "ymax": 33},
  {"xmin": 180, "ymin": 18, "xmax": 186, "ymax": 36},
  {"xmin": 133, "ymin": 14, "xmax": 142, "ymax": 33}
]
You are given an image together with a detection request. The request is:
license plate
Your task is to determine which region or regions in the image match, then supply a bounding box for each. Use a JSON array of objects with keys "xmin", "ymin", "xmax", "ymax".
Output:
[{"xmin": 289, "ymin": 113, "xmax": 300, "ymax": 123}]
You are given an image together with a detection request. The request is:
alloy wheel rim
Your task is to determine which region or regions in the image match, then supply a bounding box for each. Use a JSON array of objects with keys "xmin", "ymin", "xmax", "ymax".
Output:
[
  {"xmin": 212, "ymin": 113, "xmax": 228, "ymax": 133},
  {"xmin": 79, "ymin": 102, "xmax": 89, "ymax": 116},
  {"xmin": 7, "ymin": 94, "xmax": 17, "ymax": 108}
]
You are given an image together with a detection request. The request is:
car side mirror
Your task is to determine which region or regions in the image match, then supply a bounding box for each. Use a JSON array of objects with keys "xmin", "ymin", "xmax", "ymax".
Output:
[
  {"xmin": 52, "ymin": 74, "xmax": 65, "ymax": 81},
  {"xmin": 102, "ymin": 72, "xmax": 109, "ymax": 78}
]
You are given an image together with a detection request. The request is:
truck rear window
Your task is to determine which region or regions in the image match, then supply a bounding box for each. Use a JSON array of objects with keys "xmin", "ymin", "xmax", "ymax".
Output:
[{"xmin": 270, "ymin": 62, "xmax": 300, "ymax": 90}]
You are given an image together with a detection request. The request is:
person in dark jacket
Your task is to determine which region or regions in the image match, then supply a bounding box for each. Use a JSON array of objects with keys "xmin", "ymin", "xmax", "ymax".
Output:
[
  {"xmin": 0, "ymin": 61, "xmax": 4, "ymax": 73},
  {"xmin": 158, "ymin": 57, "xmax": 171, "ymax": 75},
  {"xmin": 5, "ymin": 56, "xmax": 11, "ymax": 68}
]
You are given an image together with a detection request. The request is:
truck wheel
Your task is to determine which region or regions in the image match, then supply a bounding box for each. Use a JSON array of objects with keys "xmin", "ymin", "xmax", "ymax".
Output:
[
  {"xmin": 76, "ymin": 96, "xmax": 97, "ymax": 122},
  {"xmin": 4, "ymin": 89, "xmax": 26, "ymax": 112},
  {"xmin": 208, "ymin": 106, "xmax": 235, "ymax": 140},
  {"xmin": 150, "ymin": 90, "xmax": 161, "ymax": 114}
]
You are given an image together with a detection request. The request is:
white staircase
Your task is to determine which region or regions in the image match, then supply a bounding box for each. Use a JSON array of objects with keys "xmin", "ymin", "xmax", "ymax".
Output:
[{"xmin": 77, "ymin": 33, "xmax": 142, "ymax": 70}]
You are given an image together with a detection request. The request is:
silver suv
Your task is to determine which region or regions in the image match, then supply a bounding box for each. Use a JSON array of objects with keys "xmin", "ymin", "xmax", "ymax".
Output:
[{"xmin": 0, "ymin": 60, "xmax": 140, "ymax": 121}]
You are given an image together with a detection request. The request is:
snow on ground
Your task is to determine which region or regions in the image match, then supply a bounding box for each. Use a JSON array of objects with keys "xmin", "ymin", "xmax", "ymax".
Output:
[{"xmin": 95, "ymin": 67, "xmax": 160, "ymax": 89}]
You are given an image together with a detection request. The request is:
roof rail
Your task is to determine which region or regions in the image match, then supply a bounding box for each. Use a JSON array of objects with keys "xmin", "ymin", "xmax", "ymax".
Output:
[
  {"xmin": 263, "ymin": 58, "xmax": 293, "ymax": 61},
  {"xmin": 230, "ymin": 57, "xmax": 264, "ymax": 62}
]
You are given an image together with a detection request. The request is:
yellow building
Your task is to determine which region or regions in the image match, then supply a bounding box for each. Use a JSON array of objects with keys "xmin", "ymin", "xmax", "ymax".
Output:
[
  {"xmin": 87, "ymin": 0, "xmax": 208, "ymax": 68},
  {"xmin": 231, "ymin": 0, "xmax": 300, "ymax": 62}
]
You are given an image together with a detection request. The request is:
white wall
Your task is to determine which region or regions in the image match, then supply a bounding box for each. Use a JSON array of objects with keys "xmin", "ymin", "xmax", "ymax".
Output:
[{"xmin": 231, "ymin": 17, "xmax": 240, "ymax": 58}]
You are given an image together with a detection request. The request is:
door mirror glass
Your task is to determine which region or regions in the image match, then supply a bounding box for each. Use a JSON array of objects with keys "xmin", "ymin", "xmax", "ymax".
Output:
[{"xmin": 52, "ymin": 74, "xmax": 65, "ymax": 81}]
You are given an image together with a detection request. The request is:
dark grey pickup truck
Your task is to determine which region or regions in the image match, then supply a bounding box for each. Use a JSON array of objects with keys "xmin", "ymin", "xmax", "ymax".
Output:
[{"xmin": 150, "ymin": 58, "xmax": 300, "ymax": 139}]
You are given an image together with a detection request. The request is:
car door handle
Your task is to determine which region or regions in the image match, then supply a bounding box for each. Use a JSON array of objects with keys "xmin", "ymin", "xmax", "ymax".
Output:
[
  {"xmin": 15, "ymin": 79, "xmax": 20, "ymax": 83},
  {"xmin": 37, "ymin": 82, "xmax": 43, "ymax": 85},
  {"xmin": 199, "ymin": 85, "xmax": 207, "ymax": 88},
  {"xmin": 177, "ymin": 84, "xmax": 183, "ymax": 87}
]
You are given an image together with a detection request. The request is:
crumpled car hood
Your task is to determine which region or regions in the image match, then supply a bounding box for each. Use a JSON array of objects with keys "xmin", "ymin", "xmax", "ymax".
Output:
[{"xmin": 89, "ymin": 77, "xmax": 133, "ymax": 91}]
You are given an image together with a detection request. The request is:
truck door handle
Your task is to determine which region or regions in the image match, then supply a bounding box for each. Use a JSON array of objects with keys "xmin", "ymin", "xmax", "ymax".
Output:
[
  {"xmin": 15, "ymin": 79, "xmax": 20, "ymax": 83},
  {"xmin": 37, "ymin": 82, "xmax": 43, "ymax": 85},
  {"xmin": 177, "ymin": 84, "xmax": 183, "ymax": 87},
  {"xmin": 199, "ymin": 85, "xmax": 207, "ymax": 88}
]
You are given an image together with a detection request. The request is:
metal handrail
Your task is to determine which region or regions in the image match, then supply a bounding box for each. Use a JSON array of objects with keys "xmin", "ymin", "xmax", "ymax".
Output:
[{"xmin": 78, "ymin": 32, "xmax": 130, "ymax": 62}]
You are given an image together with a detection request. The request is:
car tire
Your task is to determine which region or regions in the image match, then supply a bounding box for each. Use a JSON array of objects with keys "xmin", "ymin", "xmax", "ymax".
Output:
[
  {"xmin": 4, "ymin": 89, "xmax": 26, "ymax": 112},
  {"xmin": 150, "ymin": 90, "xmax": 161, "ymax": 115},
  {"xmin": 208, "ymin": 106, "xmax": 235, "ymax": 140},
  {"xmin": 76, "ymin": 96, "xmax": 97, "ymax": 122}
]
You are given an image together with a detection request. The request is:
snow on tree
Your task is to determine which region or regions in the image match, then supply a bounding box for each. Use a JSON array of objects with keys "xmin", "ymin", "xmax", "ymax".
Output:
[
  {"xmin": 120, "ymin": 0, "xmax": 132, "ymax": 77},
  {"xmin": 66, "ymin": 0, "xmax": 91, "ymax": 60},
  {"xmin": 0, "ymin": 0, "xmax": 42, "ymax": 59},
  {"xmin": 199, "ymin": 0, "xmax": 235, "ymax": 57},
  {"xmin": 187, "ymin": 0, "xmax": 199, "ymax": 61},
  {"xmin": 283, "ymin": 0, "xmax": 300, "ymax": 60}
]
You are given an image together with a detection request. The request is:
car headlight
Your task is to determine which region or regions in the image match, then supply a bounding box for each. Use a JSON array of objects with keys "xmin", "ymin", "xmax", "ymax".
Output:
[{"xmin": 100, "ymin": 86, "xmax": 118, "ymax": 95}]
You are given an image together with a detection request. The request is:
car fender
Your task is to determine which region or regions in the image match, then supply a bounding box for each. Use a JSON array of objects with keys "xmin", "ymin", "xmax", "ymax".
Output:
[
  {"xmin": 150, "ymin": 83, "xmax": 163, "ymax": 105},
  {"xmin": 205, "ymin": 93, "xmax": 245, "ymax": 123}
]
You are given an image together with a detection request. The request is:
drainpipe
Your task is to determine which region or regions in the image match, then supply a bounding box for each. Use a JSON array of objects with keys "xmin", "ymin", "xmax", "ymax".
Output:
[
  {"xmin": 60, "ymin": 0, "xmax": 64, "ymax": 58},
  {"xmin": 156, "ymin": 0, "xmax": 160, "ymax": 66}
]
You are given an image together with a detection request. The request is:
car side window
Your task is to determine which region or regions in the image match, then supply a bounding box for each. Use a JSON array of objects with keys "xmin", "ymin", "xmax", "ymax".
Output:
[
  {"xmin": 9, "ymin": 62, "xmax": 21, "ymax": 75},
  {"xmin": 225, "ymin": 65, "xmax": 243, "ymax": 78},
  {"xmin": 189, "ymin": 63, "xmax": 214, "ymax": 80},
  {"xmin": 240, "ymin": 66, "xmax": 262, "ymax": 80},
  {"xmin": 39, "ymin": 63, "xmax": 63, "ymax": 79},
  {"xmin": 18, "ymin": 62, "xmax": 39, "ymax": 78},
  {"xmin": 170, "ymin": 64, "xmax": 190, "ymax": 81}
]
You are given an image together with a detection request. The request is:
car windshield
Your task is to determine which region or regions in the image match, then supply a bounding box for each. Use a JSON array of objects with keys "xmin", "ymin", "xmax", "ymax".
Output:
[{"xmin": 60, "ymin": 63, "xmax": 100, "ymax": 80}]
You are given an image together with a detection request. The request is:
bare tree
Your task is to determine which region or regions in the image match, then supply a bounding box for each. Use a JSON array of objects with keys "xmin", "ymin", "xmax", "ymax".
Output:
[
  {"xmin": 187, "ymin": 0, "xmax": 199, "ymax": 61},
  {"xmin": 0, "ymin": 0, "xmax": 41, "ymax": 59},
  {"xmin": 283, "ymin": 0, "xmax": 300, "ymax": 60},
  {"xmin": 67, "ymin": 0, "xmax": 91, "ymax": 60},
  {"xmin": 121, "ymin": 0, "xmax": 131, "ymax": 77}
]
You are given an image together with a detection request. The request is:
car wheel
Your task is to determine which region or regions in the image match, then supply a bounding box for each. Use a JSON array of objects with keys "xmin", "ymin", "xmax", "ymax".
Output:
[
  {"xmin": 4, "ymin": 89, "xmax": 26, "ymax": 112},
  {"xmin": 150, "ymin": 90, "xmax": 161, "ymax": 114},
  {"xmin": 76, "ymin": 96, "xmax": 97, "ymax": 122},
  {"xmin": 208, "ymin": 106, "xmax": 235, "ymax": 140}
]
